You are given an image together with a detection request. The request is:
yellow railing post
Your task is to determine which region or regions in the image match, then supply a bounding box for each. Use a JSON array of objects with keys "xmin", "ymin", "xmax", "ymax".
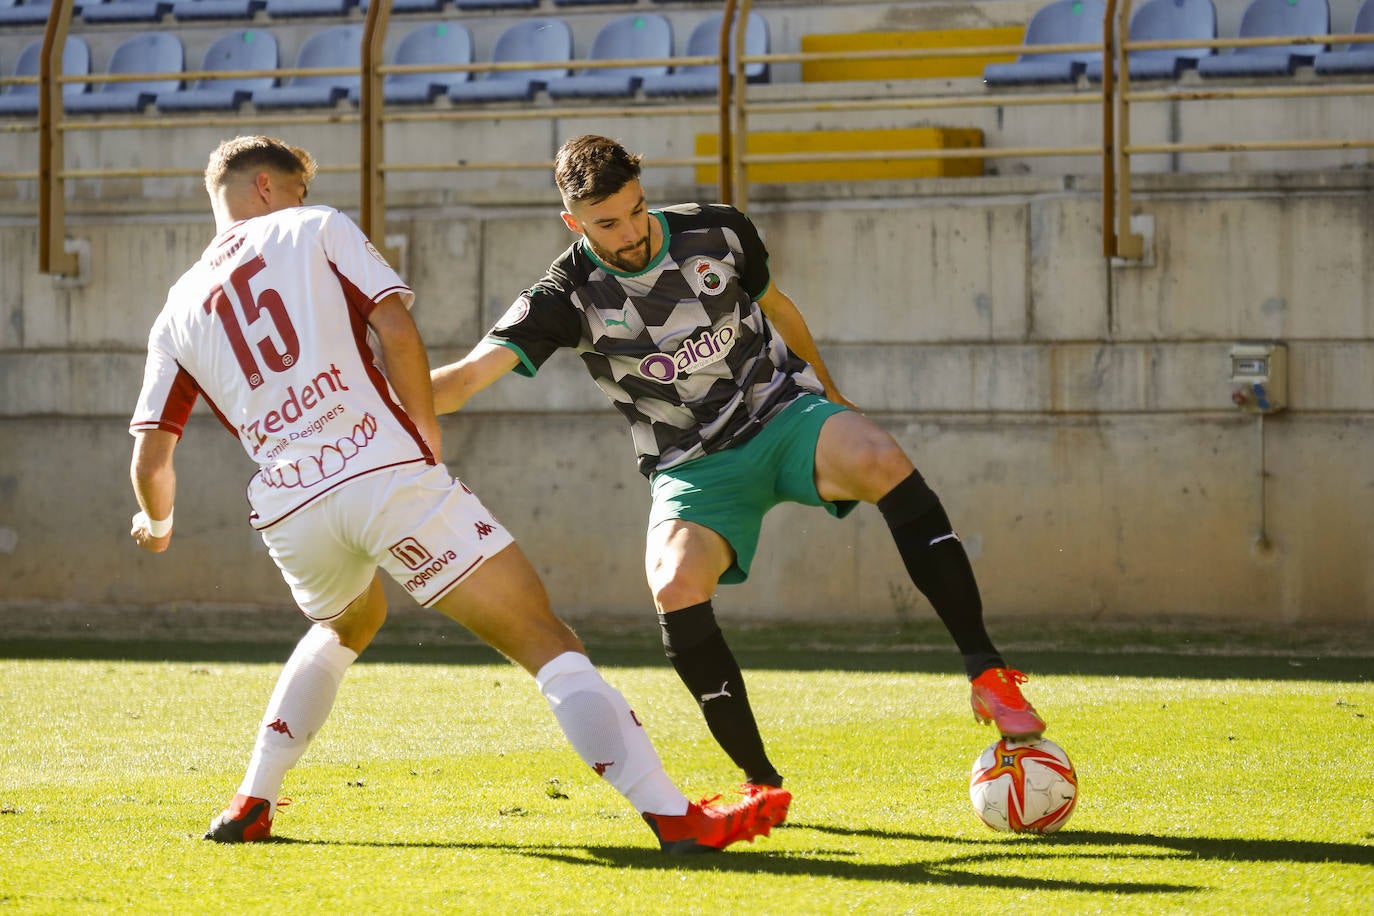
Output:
[
  {"xmin": 360, "ymin": 0, "xmax": 397, "ymax": 264},
  {"xmin": 39, "ymin": 0, "xmax": 78, "ymax": 276},
  {"xmin": 730, "ymin": 0, "xmax": 752, "ymax": 211},
  {"xmin": 1102, "ymin": 0, "xmax": 1118, "ymax": 257},
  {"xmin": 716, "ymin": 0, "xmax": 738, "ymax": 205},
  {"xmin": 1114, "ymin": 0, "xmax": 1144, "ymax": 260}
]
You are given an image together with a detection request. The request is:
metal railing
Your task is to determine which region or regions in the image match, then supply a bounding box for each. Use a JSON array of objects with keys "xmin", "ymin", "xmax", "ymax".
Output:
[{"xmin": 20, "ymin": 0, "xmax": 1374, "ymax": 275}]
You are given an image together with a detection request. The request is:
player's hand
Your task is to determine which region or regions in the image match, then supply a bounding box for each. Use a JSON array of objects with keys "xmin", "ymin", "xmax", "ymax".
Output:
[{"xmin": 131, "ymin": 511, "xmax": 172, "ymax": 553}]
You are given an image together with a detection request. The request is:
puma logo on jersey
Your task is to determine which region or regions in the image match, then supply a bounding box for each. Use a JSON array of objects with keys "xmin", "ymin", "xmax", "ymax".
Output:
[
  {"xmin": 604, "ymin": 316, "xmax": 630, "ymax": 329},
  {"xmin": 699, "ymin": 682, "xmax": 732, "ymax": 703}
]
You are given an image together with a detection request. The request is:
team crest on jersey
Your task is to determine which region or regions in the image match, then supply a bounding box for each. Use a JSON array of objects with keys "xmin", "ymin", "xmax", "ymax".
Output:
[
  {"xmin": 365, "ymin": 240, "xmax": 391, "ymax": 267},
  {"xmin": 686, "ymin": 258, "xmax": 727, "ymax": 296},
  {"xmin": 495, "ymin": 296, "xmax": 531, "ymax": 330}
]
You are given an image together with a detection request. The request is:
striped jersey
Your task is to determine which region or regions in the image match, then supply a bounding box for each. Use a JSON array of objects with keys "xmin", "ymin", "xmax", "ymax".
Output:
[
  {"xmin": 485, "ymin": 203, "xmax": 822, "ymax": 477},
  {"xmin": 130, "ymin": 204, "xmax": 432, "ymax": 529}
]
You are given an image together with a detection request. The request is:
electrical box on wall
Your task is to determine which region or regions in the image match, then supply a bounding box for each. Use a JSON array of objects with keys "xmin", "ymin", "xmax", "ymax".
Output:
[{"xmin": 1230, "ymin": 343, "xmax": 1288, "ymax": 414}]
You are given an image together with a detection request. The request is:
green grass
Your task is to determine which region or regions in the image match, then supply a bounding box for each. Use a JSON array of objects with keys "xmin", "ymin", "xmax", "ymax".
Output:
[{"xmin": 0, "ymin": 619, "xmax": 1370, "ymax": 914}]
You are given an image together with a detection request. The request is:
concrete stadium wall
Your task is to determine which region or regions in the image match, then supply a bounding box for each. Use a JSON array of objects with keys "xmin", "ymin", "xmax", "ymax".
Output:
[{"xmin": 2, "ymin": 169, "xmax": 1372, "ymax": 625}]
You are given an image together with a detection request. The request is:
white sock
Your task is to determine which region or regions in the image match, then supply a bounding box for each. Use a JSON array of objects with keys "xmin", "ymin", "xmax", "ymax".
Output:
[
  {"xmin": 536, "ymin": 651, "xmax": 689, "ymax": 817},
  {"xmin": 237, "ymin": 625, "xmax": 357, "ymax": 816}
]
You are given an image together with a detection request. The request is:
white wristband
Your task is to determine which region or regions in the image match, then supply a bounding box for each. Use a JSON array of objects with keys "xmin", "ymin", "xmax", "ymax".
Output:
[{"xmin": 134, "ymin": 509, "xmax": 173, "ymax": 538}]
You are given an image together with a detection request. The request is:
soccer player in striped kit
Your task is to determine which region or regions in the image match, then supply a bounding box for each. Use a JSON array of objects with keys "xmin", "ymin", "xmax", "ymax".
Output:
[
  {"xmin": 128, "ymin": 135, "xmax": 788, "ymax": 851},
  {"xmin": 431, "ymin": 134, "xmax": 1047, "ymax": 799}
]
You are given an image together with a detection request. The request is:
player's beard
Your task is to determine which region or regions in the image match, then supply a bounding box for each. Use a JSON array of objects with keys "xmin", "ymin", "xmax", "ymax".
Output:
[{"xmin": 589, "ymin": 232, "xmax": 652, "ymax": 273}]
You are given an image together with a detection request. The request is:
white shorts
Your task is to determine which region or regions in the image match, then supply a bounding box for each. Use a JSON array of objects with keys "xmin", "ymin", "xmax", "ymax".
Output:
[{"xmin": 259, "ymin": 463, "xmax": 516, "ymax": 621}]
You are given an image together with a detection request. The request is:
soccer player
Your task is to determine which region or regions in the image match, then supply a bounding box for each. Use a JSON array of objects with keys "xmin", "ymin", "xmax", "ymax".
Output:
[
  {"xmin": 430, "ymin": 134, "xmax": 1048, "ymax": 793},
  {"xmin": 128, "ymin": 135, "xmax": 789, "ymax": 852}
]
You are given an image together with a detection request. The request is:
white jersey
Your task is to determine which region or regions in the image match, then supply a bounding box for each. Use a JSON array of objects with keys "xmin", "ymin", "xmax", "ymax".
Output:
[{"xmin": 130, "ymin": 205, "xmax": 431, "ymax": 529}]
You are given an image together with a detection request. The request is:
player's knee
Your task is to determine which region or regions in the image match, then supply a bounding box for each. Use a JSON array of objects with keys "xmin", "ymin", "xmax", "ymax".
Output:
[
  {"xmin": 851, "ymin": 435, "xmax": 915, "ymax": 500},
  {"xmin": 648, "ymin": 573, "xmax": 713, "ymax": 614}
]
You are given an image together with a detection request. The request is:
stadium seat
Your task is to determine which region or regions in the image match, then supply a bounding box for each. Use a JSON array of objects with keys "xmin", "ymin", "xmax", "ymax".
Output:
[
  {"xmin": 1196, "ymin": 0, "xmax": 1329, "ymax": 78},
  {"xmin": 0, "ymin": 36, "xmax": 90, "ymax": 117},
  {"xmin": 359, "ymin": 0, "xmax": 446, "ymax": 12},
  {"xmin": 553, "ymin": 0, "xmax": 634, "ymax": 7},
  {"xmin": 1314, "ymin": 0, "xmax": 1374, "ymax": 75},
  {"xmin": 983, "ymin": 0, "xmax": 1106, "ymax": 85},
  {"xmin": 158, "ymin": 28, "xmax": 277, "ymax": 112},
  {"xmin": 452, "ymin": 0, "xmax": 538, "ymax": 10},
  {"xmin": 80, "ymin": 0, "xmax": 173, "ymax": 23},
  {"xmin": 1086, "ymin": 0, "xmax": 1217, "ymax": 81},
  {"xmin": 171, "ymin": 0, "xmax": 262, "ymax": 20},
  {"xmin": 0, "ymin": 0, "xmax": 54, "ymax": 25},
  {"xmin": 252, "ymin": 24, "xmax": 359, "ymax": 108},
  {"xmin": 448, "ymin": 17, "xmax": 571, "ymax": 103},
  {"xmin": 546, "ymin": 12, "xmax": 671, "ymax": 99},
  {"xmin": 264, "ymin": 0, "xmax": 355, "ymax": 18},
  {"xmin": 350, "ymin": 21, "xmax": 471, "ymax": 105},
  {"xmin": 641, "ymin": 11, "xmax": 768, "ymax": 96},
  {"xmin": 65, "ymin": 32, "xmax": 183, "ymax": 113}
]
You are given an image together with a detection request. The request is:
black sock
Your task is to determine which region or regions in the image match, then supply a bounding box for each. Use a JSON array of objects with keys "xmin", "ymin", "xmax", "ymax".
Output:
[
  {"xmin": 659, "ymin": 601, "xmax": 781, "ymax": 786},
  {"xmin": 878, "ymin": 470, "xmax": 1005, "ymax": 680}
]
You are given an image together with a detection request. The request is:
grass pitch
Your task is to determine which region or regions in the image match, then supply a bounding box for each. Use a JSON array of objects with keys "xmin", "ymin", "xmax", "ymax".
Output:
[{"xmin": 0, "ymin": 617, "xmax": 1370, "ymax": 914}]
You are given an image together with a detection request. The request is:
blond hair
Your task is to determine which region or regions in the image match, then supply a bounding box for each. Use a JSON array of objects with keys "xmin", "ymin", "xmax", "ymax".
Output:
[{"xmin": 204, "ymin": 136, "xmax": 317, "ymax": 195}]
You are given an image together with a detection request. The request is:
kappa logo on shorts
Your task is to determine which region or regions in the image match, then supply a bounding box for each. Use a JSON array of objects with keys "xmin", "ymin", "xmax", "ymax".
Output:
[
  {"xmin": 474, "ymin": 520, "xmax": 496, "ymax": 539},
  {"xmin": 390, "ymin": 537, "xmax": 434, "ymax": 571}
]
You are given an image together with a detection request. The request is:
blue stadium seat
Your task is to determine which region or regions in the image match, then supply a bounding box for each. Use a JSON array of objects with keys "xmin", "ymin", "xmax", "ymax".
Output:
[
  {"xmin": 0, "ymin": 0, "xmax": 54, "ymax": 25},
  {"xmin": 81, "ymin": 0, "xmax": 173, "ymax": 23},
  {"xmin": 1314, "ymin": 0, "xmax": 1374, "ymax": 75},
  {"xmin": 452, "ymin": 0, "xmax": 537, "ymax": 10},
  {"xmin": 66, "ymin": 32, "xmax": 183, "ymax": 113},
  {"xmin": 546, "ymin": 12, "xmax": 670, "ymax": 98},
  {"xmin": 0, "ymin": 36, "xmax": 90, "ymax": 117},
  {"xmin": 641, "ymin": 11, "xmax": 767, "ymax": 96},
  {"xmin": 1196, "ymin": 0, "xmax": 1329, "ymax": 78},
  {"xmin": 1086, "ymin": 0, "xmax": 1217, "ymax": 81},
  {"xmin": 171, "ymin": 0, "xmax": 263, "ymax": 20},
  {"xmin": 158, "ymin": 28, "xmax": 277, "ymax": 111},
  {"xmin": 984, "ymin": 0, "xmax": 1106, "ymax": 85},
  {"xmin": 448, "ymin": 17, "xmax": 571, "ymax": 103},
  {"xmin": 359, "ymin": 0, "xmax": 446, "ymax": 12},
  {"xmin": 264, "ymin": 0, "xmax": 355, "ymax": 18},
  {"xmin": 252, "ymin": 23, "xmax": 359, "ymax": 108},
  {"xmin": 350, "ymin": 21, "xmax": 471, "ymax": 105}
]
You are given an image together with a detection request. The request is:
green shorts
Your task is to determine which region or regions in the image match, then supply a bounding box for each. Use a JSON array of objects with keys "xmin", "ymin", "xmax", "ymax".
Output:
[{"xmin": 648, "ymin": 394, "xmax": 858, "ymax": 585}]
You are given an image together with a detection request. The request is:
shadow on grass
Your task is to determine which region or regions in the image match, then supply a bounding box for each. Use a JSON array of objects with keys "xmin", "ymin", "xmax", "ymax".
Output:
[
  {"xmin": 260, "ymin": 821, "xmax": 1374, "ymax": 892},
  {"xmin": 0, "ymin": 635, "xmax": 1369, "ymax": 684},
  {"xmin": 262, "ymin": 831, "xmax": 1198, "ymax": 894}
]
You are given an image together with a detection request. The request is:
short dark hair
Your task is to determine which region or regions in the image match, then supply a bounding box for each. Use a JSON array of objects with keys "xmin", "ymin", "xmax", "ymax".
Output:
[
  {"xmin": 204, "ymin": 136, "xmax": 317, "ymax": 195},
  {"xmin": 554, "ymin": 135, "xmax": 643, "ymax": 206}
]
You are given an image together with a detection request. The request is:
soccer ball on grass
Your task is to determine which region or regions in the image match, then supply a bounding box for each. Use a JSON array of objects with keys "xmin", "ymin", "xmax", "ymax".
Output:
[{"xmin": 969, "ymin": 736, "xmax": 1078, "ymax": 834}]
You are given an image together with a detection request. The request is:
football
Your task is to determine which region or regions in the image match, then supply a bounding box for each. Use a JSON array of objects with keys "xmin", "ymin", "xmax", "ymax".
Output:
[{"xmin": 969, "ymin": 737, "xmax": 1078, "ymax": 834}]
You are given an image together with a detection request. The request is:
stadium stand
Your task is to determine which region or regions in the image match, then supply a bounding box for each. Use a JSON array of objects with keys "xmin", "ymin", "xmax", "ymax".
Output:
[
  {"xmin": 171, "ymin": 0, "xmax": 261, "ymax": 20},
  {"xmin": 1197, "ymin": 0, "xmax": 1330, "ymax": 77},
  {"xmin": 0, "ymin": 35, "xmax": 90, "ymax": 116},
  {"xmin": 80, "ymin": 0, "xmax": 173, "ymax": 23},
  {"xmin": 800, "ymin": 27, "xmax": 1022, "ymax": 82},
  {"xmin": 452, "ymin": 0, "xmax": 539, "ymax": 11},
  {"xmin": 983, "ymin": 0, "xmax": 1106, "ymax": 85},
  {"xmin": 1314, "ymin": 0, "xmax": 1374, "ymax": 74},
  {"xmin": 447, "ymin": 17, "xmax": 571, "ymax": 102},
  {"xmin": 0, "ymin": 0, "xmax": 53, "ymax": 26},
  {"xmin": 264, "ymin": 0, "xmax": 356, "ymax": 18},
  {"xmin": 251, "ymin": 22, "xmax": 359, "ymax": 108},
  {"xmin": 553, "ymin": 0, "xmax": 635, "ymax": 7},
  {"xmin": 157, "ymin": 28, "xmax": 277, "ymax": 112},
  {"xmin": 641, "ymin": 10, "xmax": 767, "ymax": 96},
  {"xmin": 1085, "ymin": 0, "xmax": 1218, "ymax": 81},
  {"xmin": 65, "ymin": 32, "xmax": 183, "ymax": 114},
  {"xmin": 545, "ymin": 12, "xmax": 671, "ymax": 99},
  {"xmin": 359, "ymin": 20, "xmax": 472, "ymax": 104}
]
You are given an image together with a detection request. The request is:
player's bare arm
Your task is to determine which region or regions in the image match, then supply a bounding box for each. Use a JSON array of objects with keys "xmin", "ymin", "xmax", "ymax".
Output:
[
  {"xmin": 430, "ymin": 341, "xmax": 521, "ymax": 416},
  {"xmin": 130, "ymin": 428, "xmax": 178, "ymax": 552},
  {"xmin": 368, "ymin": 293, "xmax": 442, "ymax": 457},
  {"xmin": 756, "ymin": 284, "xmax": 859, "ymax": 411}
]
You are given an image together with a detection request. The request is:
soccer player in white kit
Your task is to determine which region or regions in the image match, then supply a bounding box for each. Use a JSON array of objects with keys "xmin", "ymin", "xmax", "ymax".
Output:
[{"xmin": 128, "ymin": 136, "xmax": 789, "ymax": 851}]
